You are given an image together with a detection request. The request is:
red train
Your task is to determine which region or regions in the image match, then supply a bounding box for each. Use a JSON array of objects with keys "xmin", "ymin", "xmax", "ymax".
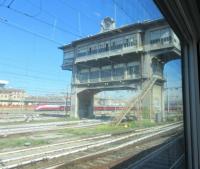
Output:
[
  {"xmin": 34, "ymin": 105, "xmax": 125, "ymax": 111},
  {"xmin": 35, "ymin": 105, "xmax": 66, "ymax": 111}
]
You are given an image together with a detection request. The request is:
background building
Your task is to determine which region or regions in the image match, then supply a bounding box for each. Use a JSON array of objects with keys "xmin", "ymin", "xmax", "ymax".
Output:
[{"xmin": 0, "ymin": 88, "xmax": 26, "ymax": 106}]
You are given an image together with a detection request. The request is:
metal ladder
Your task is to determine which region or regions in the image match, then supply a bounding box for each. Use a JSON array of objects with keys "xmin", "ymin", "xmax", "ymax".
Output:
[{"xmin": 113, "ymin": 77, "xmax": 157, "ymax": 126}]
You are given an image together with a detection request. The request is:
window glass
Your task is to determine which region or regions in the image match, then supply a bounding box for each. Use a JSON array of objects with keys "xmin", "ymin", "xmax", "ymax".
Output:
[{"xmin": 0, "ymin": 0, "xmax": 184, "ymax": 169}]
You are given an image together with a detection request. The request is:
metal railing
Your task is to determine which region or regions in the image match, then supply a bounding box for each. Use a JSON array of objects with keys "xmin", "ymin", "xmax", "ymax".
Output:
[
  {"xmin": 112, "ymin": 77, "xmax": 157, "ymax": 125},
  {"xmin": 74, "ymin": 39, "xmax": 180, "ymax": 64}
]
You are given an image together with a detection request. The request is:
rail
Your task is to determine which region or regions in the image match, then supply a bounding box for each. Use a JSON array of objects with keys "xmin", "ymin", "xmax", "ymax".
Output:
[
  {"xmin": 0, "ymin": 123, "xmax": 181, "ymax": 169},
  {"xmin": 128, "ymin": 135, "xmax": 184, "ymax": 169}
]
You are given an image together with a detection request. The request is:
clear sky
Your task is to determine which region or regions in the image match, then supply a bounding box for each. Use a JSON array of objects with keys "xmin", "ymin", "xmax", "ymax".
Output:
[{"xmin": 0, "ymin": 0, "xmax": 181, "ymax": 97}]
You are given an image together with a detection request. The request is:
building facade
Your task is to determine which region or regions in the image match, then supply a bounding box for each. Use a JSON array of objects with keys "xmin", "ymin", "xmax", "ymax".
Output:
[{"xmin": 0, "ymin": 88, "xmax": 26, "ymax": 106}]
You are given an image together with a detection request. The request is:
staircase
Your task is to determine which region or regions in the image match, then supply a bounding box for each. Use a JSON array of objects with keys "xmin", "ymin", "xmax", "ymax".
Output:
[{"xmin": 113, "ymin": 77, "xmax": 157, "ymax": 126}]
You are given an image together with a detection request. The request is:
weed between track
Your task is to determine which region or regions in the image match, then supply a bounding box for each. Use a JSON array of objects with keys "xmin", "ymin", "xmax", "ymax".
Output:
[
  {"xmin": 0, "ymin": 119, "xmax": 164, "ymax": 150},
  {"xmin": 0, "ymin": 137, "xmax": 49, "ymax": 149},
  {"xmin": 59, "ymin": 119, "xmax": 158, "ymax": 136}
]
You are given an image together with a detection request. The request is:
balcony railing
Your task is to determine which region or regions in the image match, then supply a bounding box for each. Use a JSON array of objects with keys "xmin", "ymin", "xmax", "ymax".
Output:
[
  {"xmin": 75, "ymin": 37, "xmax": 180, "ymax": 64},
  {"xmin": 75, "ymin": 71, "xmax": 145, "ymax": 85},
  {"xmin": 145, "ymin": 38, "xmax": 181, "ymax": 52},
  {"xmin": 75, "ymin": 44, "xmax": 139, "ymax": 63}
]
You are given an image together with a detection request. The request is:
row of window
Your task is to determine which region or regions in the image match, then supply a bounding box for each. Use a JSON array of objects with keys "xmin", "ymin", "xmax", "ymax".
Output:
[
  {"xmin": 77, "ymin": 35, "xmax": 137, "ymax": 57},
  {"xmin": 77, "ymin": 65, "xmax": 140, "ymax": 83},
  {"xmin": 0, "ymin": 94, "xmax": 24, "ymax": 99},
  {"xmin": 150, "ymin": 36, "xmax": 172, "ymax": 45},
  {"xmin": 150, "ymin": 28, "xmax": 172, "ymax": 46}
]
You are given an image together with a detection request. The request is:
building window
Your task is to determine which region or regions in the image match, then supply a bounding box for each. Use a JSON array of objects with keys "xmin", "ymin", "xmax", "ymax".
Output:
[
  {"xmin": 90, "ymin": 69, "xmax": 100, "ymax": 82},
  {"xmin": 101, "ymin": 66, "xmax": 112, "ymax": 81},
  {"xmin": 78, "ymin": 69, "xmax": 89, "ymax": 83},
  {"xmin": 113, "ymin": 64, "xmax": 125, "ymax": 80}
]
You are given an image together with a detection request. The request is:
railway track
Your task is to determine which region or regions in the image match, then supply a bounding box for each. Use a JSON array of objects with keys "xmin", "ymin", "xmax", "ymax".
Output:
[
  {"xmin": 0, "ymin": 122, "xmax": 182, "ymax": 169},
  {"xmin": 0, "ymin": 119, "xmax": 106, "ymax": 137},
  {"xmin": 115, "ymin": 135, "xmax": 184, "ymax": 169}
]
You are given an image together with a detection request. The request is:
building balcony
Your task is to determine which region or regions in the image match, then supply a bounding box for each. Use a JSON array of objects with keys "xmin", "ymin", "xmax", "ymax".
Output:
[
  {"xmin": 62, "ymin": 58, "xmax": 73, "ymax": 70},
  {"xmin": 145, "ymin": 40, "xmax": 180, "ymax": 52},
  {"xmin": 74, "ymin": 38, "xmax": 180, "ymax": 64},
  {"xmin": 75, "ymin": 73, "xmax": 142, "ymax": 85},
  {"xmin": 75, "ymin": 45, "xmax": 143, "ymax": 64}
]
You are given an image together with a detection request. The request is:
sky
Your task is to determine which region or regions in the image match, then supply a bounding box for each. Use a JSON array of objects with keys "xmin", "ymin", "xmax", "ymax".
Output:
[{"xmin": 0, "ymin": 0, "xmax": 181, "ymax": 97}]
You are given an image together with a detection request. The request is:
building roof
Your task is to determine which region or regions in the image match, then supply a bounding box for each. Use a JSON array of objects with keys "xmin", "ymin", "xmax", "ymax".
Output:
[
  {"xmin": 0, "ymin": 88, "xmax": 25, "ymax": 93},
  {"xmin": 0, "ymin": 80, "xmax": 9, "ymax": 85},
  {"xmin": 25, "ymin": 96, "xmax": 67, "ymax": 103},
  {"xmin": 59, "ymin": 18, "xmax": 166, "ymax": 50}
]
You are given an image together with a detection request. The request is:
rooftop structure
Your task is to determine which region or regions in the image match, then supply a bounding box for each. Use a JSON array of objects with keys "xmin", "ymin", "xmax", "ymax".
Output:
[{"xmin": 0, "ymin": 80, "xmax": 9, "ymax": 88}]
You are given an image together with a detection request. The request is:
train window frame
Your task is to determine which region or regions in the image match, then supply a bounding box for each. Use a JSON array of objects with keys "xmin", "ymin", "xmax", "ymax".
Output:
[{"xmin": 154, "ymin": 0, "xmax": 200, "ymax": 168}]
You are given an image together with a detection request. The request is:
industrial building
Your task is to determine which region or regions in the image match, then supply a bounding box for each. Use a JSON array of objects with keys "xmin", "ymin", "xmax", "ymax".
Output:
[{"xmin": 60, "ymin": 18, "xmax": 180, "ymax": 120}]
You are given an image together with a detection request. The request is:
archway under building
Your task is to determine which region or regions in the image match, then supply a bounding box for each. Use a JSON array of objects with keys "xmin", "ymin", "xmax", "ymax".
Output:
[
  {"xmin": 74, "ymin": 79, "xmax": 165, "ymax": 122},
  {"xmin": 76, "ymin": 87, "xmax": 137, "ymax": 119}
]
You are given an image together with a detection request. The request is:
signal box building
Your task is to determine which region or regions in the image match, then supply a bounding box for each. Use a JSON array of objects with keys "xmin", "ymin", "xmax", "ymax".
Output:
[{"xmin": 60, "ymin": 18, "xmax": 180, "ymax": 119}]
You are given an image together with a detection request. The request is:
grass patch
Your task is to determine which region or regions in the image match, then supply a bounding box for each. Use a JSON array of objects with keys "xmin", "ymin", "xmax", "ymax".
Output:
[
  {"xmin": 59, "ymin": 124, "xmax": 127, "ymax": 136},
  {"xmin": 59, "ymin": 120, "xmax": 159, "ymax": 136},
  {"xmin": 0, "ymin": 118, "xmax": 68, "ymax": 126},
  {"xmin": 0, "ymin": 137, "xmax": 49, "ymax": 149},
  {"xmin": 128, "ymin": 119, "xmax": 157, "ymax": 128},
  {"xmin": 65, "ymin": 116, "xmax": 80, "ymax": 121}
]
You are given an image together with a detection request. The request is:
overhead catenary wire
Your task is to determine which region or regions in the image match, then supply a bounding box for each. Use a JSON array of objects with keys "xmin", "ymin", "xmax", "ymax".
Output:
[
  {"xmin": 112, "ymin": 0, "xmax": 134, "ymax": 22},
  {"xmin": 58, "ymin": 0, "xmax": 101, "ymax": 25},
  {"xmin": 0, "ymin": 17, "xmax": 63, "ymax": 45},
  {"xmin": 0, "ymin": 60, "xmax": 70, "ymax": 78},
  {"xmin": 26, "ymin": 0, "xmax": 80, "ymax": 33},
  {"xmin": 113, "ymin": 0, "xmax": 182, "ymax": 81},
  {"xmin": 4, "ymin": 79, "xmax": 70, "ymax": 95},
  {"xmin": 4, "ymin": 5, "xmax": 83, "ymax": 38},
  {"xmin": 135, "ymin": 0, "xmax": 157, "ymax": 19},
  {"xmin": 7, "ymin": 0, "xmax": 15, "ymax": 8},
  {"xmin": 0, "ymin": 70, "xmax": 69, "ymax": 83},
  {"xmin": 26, "ymin": 0, "xmax": 42, "ymax": 17},
  {"xmin": 0, "ymin": 0, "xmax": 181, "ymax": 95}
]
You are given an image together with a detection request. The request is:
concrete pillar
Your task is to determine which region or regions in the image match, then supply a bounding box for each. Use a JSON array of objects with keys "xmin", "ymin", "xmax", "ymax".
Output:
[
  {"xmin": 161, "ymin": 84, "xmax": 166, "ymax": 121},
  {"xmin": 78, "ymin": 91, "xmax": 94, "ymax": 119},
  {"xmin": 141, "ymin": 53, "xmax": 152, "ymax": 78},
  {"xmin": 152, "ymin": 84, "xmax": 165, "ymax": 122},
  {"xmin": 70, "ymin": 87, "xmax": 79, "ymax": 118},
  {"xmin": 70, "ymin": 88, "xmax": 95, "ymax": 119}
]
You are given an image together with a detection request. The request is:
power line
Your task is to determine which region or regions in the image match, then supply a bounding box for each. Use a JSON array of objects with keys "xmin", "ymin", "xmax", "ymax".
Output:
[
  {"xmin": 58, "ymin": 0, "xmax": 101, "ymax": 25},
  {"xmin": 112, "ymin": 0, "xmax": 134, "ymax": 22},
  {"xmin": 7, "ymin": 0, "xmax": 15, "ymax": 8},
  {"xmin": 28, "ymin": 0, "xmax": 42, "ymax": 17},
  {"xmin": 0, "ymin": 61, "xmax": 65, "ymax": 75},
  {"xmin": 4, "ymin": 5, "xmax": 83, "ymax": 38},
  {"xmin": 0, "ymin": 70, "xmax": 69, "ymax": 83},
  {"xmin": 0, "ymin": 60, "xmax": 68, "ymax": 77},
  {"xmin": 135, "ymin": 0, "xmax": 154, "ymax": 19},
  {"xmin": 26, "ymin": 0, "xmax": 79, "ymax": 33},
  {"xmin": 0, "ymin": 16, "xmax": 63, "ymax": 45}
]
